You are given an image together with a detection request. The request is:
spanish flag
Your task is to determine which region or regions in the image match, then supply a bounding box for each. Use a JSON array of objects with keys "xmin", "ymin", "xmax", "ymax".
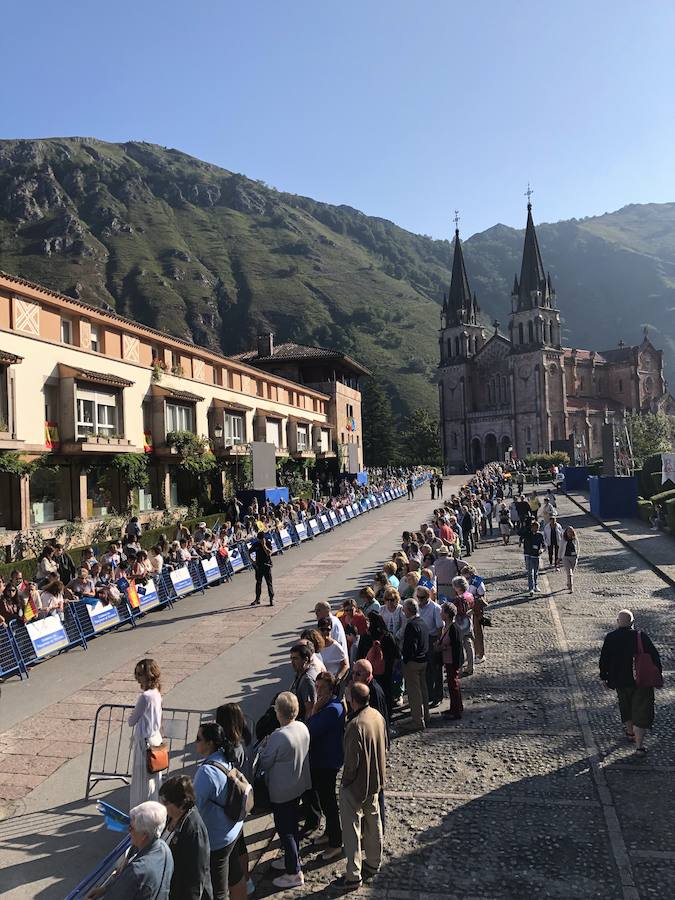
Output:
[
  {"xmin": 126, "ymin": 580, "xmax": 141, "ymax": 609},
  {"xmin": 23, "ymin": 596, "xmax": 38, "ymax": 623}
]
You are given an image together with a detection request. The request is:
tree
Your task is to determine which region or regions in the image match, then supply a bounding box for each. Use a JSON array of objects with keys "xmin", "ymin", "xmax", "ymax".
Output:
[
  {"xmin": 626, "ymin": 412, "xmax": 674, "ymax": 468},
  {"xmin": 361, "ymin": 376, "xmax": 399, "ymax": 467},
  {"xmin": 399, "ymin": 409, "xmax": 442, "ymax": 467}
]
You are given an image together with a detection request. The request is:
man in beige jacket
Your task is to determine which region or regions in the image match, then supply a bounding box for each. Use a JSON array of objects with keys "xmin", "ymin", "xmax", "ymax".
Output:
[{"xmin": 337, "ymin": 682, "xmax": 387, "ymax": 888}]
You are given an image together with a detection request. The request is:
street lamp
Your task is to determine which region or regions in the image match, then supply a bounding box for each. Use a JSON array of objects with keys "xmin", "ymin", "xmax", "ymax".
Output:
[{"xmin": 214, "ymin": 424, "xmax": 223, "ymax": 440}]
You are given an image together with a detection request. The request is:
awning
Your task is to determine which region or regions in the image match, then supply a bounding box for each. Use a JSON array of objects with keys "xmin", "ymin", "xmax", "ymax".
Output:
[
  {"xmin": 211, "ymin": 398, "xmax": 253, "ymax": 412},
  {"xmin": 152, "ymin": 384, "xmax": 204, "ymax": 403},
  {"xmin": 59, "ymin": 363, "xmax": 133, "ymax": 388},
  {"xmin": 0, "ymin": 350, "xmax": 22, "ymax": 365}
]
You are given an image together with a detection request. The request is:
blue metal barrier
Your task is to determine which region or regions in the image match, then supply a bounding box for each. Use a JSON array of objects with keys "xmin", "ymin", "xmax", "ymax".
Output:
[
  {"xmin": 0, "ymin": 626, "xmax": 24, "ymax": 680},
  {"xmin": 11, "ymin": 606, "xmax": 87, "ymax": 674},
  {"xmin": 69, "ymin": 598, "xmax": 135, "ymax": 643},
  {"xmin": 187, "ymin": 558, "xmax": 207, "ymax": 593},
  {"xmin": 65, "ymin": 836, "xmax": 131, "ymax": 900}
]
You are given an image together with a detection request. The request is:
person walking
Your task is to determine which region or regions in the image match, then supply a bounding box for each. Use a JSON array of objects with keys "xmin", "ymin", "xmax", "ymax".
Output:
[
  {"xmin": 543, "ymin": 515, "xmax": 563, "ymax": 570},
  {"xmin": 561, "ymin": 526, "xmax": 580, "ymax": 593},
  {"xmin": 522, "ymin": 519, "xmax": 545, "ymax": 597},
  {"xmin": 439, "ymin": 602, "xmax": 463, "ymax": 719},
  {"xmin": 336, "ymin": 683, "xmax": 386, "ymax": 889},
  {"xmin": 128, "ymin": 658, "xmax": 164, "ymax": 810},
  {"xmin": 599, "ymin": 610, "xmax": 662, "ymax": 754},
  {"xmin": 159, "ymin": 775, "xmax": 213, "ymax": 900},
  {"xmin": 260, "ymin": 692, "xmax": 311, "ymax": 890},
  {"xmin": 249, "ymin": 531, "xmax": 274, "ymax": 607},
  {"xmin": 498, "ymin": 503, "xmax": 512, "ymax": 545},
  {"xmin": 306, "ymin": 672, "xmax": 345, "ymax": 861},
  {"xmin": 194, "ymin": 723, "xmax": 247, "ymax": 900},
  {"xmin": 401, "ymin": 597, "xmax": 430, "ymax": 731}
]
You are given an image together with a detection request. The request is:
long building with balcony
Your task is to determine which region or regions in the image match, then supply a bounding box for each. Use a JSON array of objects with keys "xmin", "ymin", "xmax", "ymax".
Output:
[{"xmin": 0, "ymin": 271, "xmax": 366, "ymax": 544}]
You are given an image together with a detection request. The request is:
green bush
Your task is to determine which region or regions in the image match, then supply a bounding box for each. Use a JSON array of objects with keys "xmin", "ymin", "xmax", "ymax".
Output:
[
  {"xmin": 637, "ymin": 453, "xmax": 673, "ymax": 500},
  {"xmin": 637, "ymin": 498, "xmax": 654, "ymax": 523},
  {"xmin": 649, "ymin": 487, "xmax": 675, "ymax": 505},
  {"xmin": 587, "ymin": 461, "xmax": 603, "ymax": 476},
  {"xmin": 666, "ymin": 498, "xmax": 675, "ymax": 532}
]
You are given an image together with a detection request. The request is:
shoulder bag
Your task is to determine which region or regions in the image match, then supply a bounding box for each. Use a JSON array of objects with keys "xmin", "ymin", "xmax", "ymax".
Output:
[{"xmin": 634, "ymin": 632, "xmax": 663, "ymax": 688}]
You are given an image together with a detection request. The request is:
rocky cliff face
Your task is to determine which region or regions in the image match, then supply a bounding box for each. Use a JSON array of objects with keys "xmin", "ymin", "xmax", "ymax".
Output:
[{"xmin": 0, "ymin": 137, "xmax": 674, "ymax": 415}]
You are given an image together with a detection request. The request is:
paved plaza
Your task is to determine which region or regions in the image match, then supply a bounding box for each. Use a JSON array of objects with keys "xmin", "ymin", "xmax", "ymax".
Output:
[{"xmin": 0, "ymin": 485, "xmax": 674, "ymax": 898}]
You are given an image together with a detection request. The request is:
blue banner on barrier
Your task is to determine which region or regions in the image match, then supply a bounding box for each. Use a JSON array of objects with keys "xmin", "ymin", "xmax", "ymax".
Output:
[
  {"xmin": 328, "ymin": 510, "xmax": 339, "ymax": 526},
  {"xmin": 201, "ymin": 556, "xmax": 222, "ymax": 584},
  {"xmin": 86, "ymin": 601, "xmax": 121, "ymax": 634},
  {"xmin": 337, "ymin": 508, "xmax": 347, "ymax": 523},
  {"xmin": 170, "ymin": 566, "xmax": 194, "ymax": 597},
  {"xmin": 319, "ymin": 514, "xmax": 331, "ymax": 531},
  {"xmin": 295, "ymin": 522, "xmax": 310, "ymax": 541},
  {"xmin": 26, "ymin": 615, "xmax": 70, "ymax": 658},
  {"xmin": 307, "ymin": 518, "xmax": 321, "ymax": 537},
  {"xmin": 278, "ymin": 528, "xmax": 293, "ymax": 548}
]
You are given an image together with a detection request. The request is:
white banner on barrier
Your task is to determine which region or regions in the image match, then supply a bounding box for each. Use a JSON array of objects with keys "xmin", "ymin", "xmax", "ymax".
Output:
[
  {"xmin": 170, "ymin": 566, "xmax": 194, "ymax": 597},
  {"xmin": 138, "ymin": 578, "xmax": 161, "ymax": 612},
  {"xmin": 308, "ymin": 518, "xmax": 320, "ymax": 536},
  {"xmin": 26, "ymin": 615, "xmax": 69, "ymax": 658},
  {"xmin": 229, "ymin": 548, "xmax": 245, "ymax": 572},
  {"xmin": 278, "ymin": 528, "xmax": 293, "ymax": 548},
  {"xmin": 201, "ymin": 555, "xmax": 221, "ymax": 584},
  {"xmin": 320, "ymin": 514, "xmax": 331, "ymax": 531},
  {"xmin": 295, "ymin": 522, "xmax": 309, "ymax": 541},
  {"xmin": 86, "ymin": 601, "xmax": 121, "ymax": 633}
]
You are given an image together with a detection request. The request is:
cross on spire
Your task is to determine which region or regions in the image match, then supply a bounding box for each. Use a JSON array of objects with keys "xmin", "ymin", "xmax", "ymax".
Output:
[
  {"xmin": 525, "ymin": 183, "xmax": 534, "ymax": 210},
  {"xmin": 453, "ymin": 209, "xmax": 460, "ymax": 234}
]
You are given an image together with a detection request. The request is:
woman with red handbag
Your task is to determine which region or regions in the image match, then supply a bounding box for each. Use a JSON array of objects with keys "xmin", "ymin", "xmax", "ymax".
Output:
[
  {"xmin": 599, "ymin": 610, "xmax": 663, "ymax": 755},
  {"xmin": 129, "ymin": 658, "xmax": 165, "ymax": 808}
]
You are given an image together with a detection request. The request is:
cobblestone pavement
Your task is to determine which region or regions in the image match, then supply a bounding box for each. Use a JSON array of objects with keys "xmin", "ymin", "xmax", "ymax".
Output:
[{"xmin": 252, "ymin": 490, "xmax": 675, "ymax": 899}]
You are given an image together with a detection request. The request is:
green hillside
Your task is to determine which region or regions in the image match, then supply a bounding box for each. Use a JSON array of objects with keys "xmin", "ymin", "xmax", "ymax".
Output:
[{"xmin": 0, "ymin": 137, "xmax": 674, "ymax": 416}]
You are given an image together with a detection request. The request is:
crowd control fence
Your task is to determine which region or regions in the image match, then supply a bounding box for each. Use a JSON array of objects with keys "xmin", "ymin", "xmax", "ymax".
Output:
[{"xmin": 0, "ymin": 481, "xmax": 425, "ymax": 683}]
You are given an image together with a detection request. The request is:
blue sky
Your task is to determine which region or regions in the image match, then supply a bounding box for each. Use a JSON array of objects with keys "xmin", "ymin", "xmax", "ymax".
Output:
[{"xmin": 4, "ymin": 1, "xmax": 675, "ymax": 237}]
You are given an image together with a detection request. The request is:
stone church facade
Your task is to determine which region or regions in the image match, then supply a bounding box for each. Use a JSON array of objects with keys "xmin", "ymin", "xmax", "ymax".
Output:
[{"xmin": 438, "ymin": 203, "xmax": 675, "ymax": 473}]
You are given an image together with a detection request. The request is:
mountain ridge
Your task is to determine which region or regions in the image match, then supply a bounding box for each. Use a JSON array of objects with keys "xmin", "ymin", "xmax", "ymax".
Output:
[{"xmin": 0, "ymin": 136, "xmax": 673, "ymax": 415}]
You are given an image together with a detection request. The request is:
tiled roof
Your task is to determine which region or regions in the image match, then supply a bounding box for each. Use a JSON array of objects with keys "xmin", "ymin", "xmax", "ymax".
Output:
[
  {"xmin": 0, "ymin": 350, "xmax": 22, "ymax": 364},
  {"xmin": 562, "ymin": 348, "xmax": 607, "ymax": 362},
  {"xmin": 161, "ymin": 387, "xmax": 204, "ymax": 403},
  {"xmin": 232, "ymin": 342, "xmax": 371, "ymax": 376},
  {"xmin": 566, "ymin": 396, "xmax": 624, "ymax": 412},
  {"xmin": 599, "ymin": 347, "xmax": 636, "ymax": 363},
  {"xmin": 75, "ymin": 368, "xmax": 134, "ymax": 387}
]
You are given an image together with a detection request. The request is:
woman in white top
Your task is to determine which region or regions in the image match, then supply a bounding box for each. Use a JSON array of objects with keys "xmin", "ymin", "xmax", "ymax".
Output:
[
  {"xmin": 316, "ymin": 618, "xmax": 349, "ymax": 678},
  {"xmin": 128, "ymin": 658, "xmax": 164, "ymax": 809}
]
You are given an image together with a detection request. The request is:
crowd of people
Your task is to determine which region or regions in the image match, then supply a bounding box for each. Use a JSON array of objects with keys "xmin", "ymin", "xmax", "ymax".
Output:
[
  {"xmin": 74, "ymin": 460, "xmax": 663, "ymax": 898},
  {"xmin": 0, "ymin": 469, "xmax": 430, "ymax": 629}
]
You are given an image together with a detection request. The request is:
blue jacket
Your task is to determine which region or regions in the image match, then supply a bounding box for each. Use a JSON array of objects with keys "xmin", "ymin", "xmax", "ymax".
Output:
[
  {"xmin": 194, "ymin": 751, "xmax": 243, "ymax": 851},
  {"xmin": 104, "ymin": 837, "xmax": 173, "ymax": 900},
  {"xmin": 306, "ymin": 699, "xmax": 345, "ymax": 770}
]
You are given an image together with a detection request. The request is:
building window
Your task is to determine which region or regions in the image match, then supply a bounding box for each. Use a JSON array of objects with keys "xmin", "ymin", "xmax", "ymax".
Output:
[
  {"xmin": 320, "ymin": 429, "xmax": 330, "ymax": 453},
  {"xmin": 452, "ymin": 432, "xmax": 458, "ymax": 449},
  {"xmin": 526, "ymin": 426, "xmax": 532, "ymax": 443},
  {"xmin": 518, "ymin": 323, "xmax": 524, "ymax": 344},
  {"xmin": 29, "ymin": 466, "xmax": 70, "ymax": 525},
  {"xmin": 266, "ymin": 419, "xmax": 281, "ymax": 447},
  {"xmin": 0, "ymin": 368, "xmax": 8, "ymax": 431},
  {"xmin": 76, "ymin": 389, "xmax": 118, "ymax": 438},
  {"xmin": 297, "ymin": 424, "xmax": 309, "ymax": 450},
  {"xmin": 90, "ymin": 324, "xmax": 100, "ymax": 353},
  {"xmin": 166, "ymin": 403, "xmax": 194, "ymax": 433},
  {"xmin": 619, "ymin": 379, "xmax": 623, "ymax": 393},
  {"xmin": 224, "ymin": 413, "xmax": 244, "ymax": 446},
  {"xmin": 447, "ymin": 339, "xmax": 452, "ymax": 359},
  {"xmin": 528, "ymin": 320, "xmax": 534, "ymax": 343},
  {"xmin": 61, "ymin": 317, "xmax": 74, "ymax": 345},
  {"xmin": 454, "ymin": 336, "xmax": 460, "ymax": 356}
]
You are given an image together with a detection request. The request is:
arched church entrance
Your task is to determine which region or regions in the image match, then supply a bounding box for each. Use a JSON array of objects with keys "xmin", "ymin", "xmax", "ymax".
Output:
[
  {"xmin": 501, "ymin": 436, "xmax": 512, "ymax": 461},
  {"xmin": 484, "ymin": 433, "xmax": 498, "ymax": 463},
  {"xmin": 471, "ymin": 437, "xmax": 482, "ymax": 470}
]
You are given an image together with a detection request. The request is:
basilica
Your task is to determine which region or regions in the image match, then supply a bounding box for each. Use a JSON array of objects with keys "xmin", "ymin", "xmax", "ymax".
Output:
[{"xmin": 438, "ymin": 202, "xmax": 675, "ymax": 473}]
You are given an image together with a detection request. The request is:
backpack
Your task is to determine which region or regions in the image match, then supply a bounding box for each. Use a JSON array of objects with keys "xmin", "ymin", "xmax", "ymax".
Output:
[
  {"xmin": 367, "ymin": 639, "xmax": 386, "ymax": 676},
  {"xmin": 205, "ymin": 761, "xmax": 254, "ymax": 823}
]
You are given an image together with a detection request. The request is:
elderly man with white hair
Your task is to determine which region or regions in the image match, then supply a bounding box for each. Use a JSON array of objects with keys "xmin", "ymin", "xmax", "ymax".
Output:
[
  {"xmin": 599, "ymin": 609, "xmax": 663, "ymax": 755},
  {"xmin": 87, "ymin": 801, "xmax": 173, "ymax": 899}
]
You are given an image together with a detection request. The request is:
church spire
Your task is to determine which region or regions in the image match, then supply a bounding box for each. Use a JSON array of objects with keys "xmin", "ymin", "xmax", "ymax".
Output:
[
  {"xmin": 515, "ymin": 190, "xmax": 552, "ymax": 310},
  {"xmin": 447, "ymin": 223, "xmax": 476, "ymax": 326}
]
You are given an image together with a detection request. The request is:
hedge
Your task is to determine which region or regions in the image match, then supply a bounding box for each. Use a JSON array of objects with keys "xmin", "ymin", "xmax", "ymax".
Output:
[
  {"xmin": 636, "ymin": 499, "xmax": 654, "ymax": 523},
  {"xmin": 649, "ymin": 487, "xmax": 675, "ymax": 506},
  {"xmin": 525, "ymin": 452, "xmax": 570, "ymax": 469},
  {"xmin": 0, "ymin": 513, "xmax": 224, "ymax": 583},
  {"xmin": 667, "ymin": 498, "xmax": 675, "ymax": 533}
]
